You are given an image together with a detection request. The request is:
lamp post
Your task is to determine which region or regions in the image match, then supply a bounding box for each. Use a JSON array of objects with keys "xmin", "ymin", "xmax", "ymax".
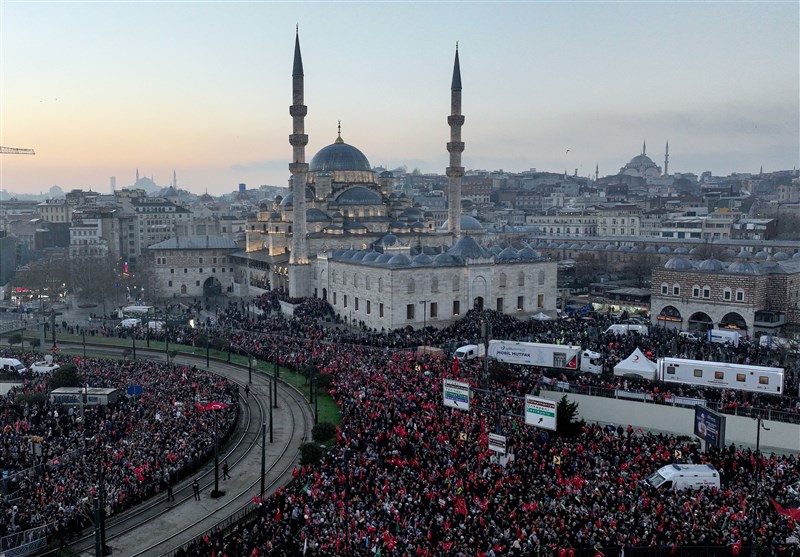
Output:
[
  {"xmin": 751, "ymin": 415, "xmax": 770, "ymax": 556},
  {"xmin": 203, "ymin": 401, "xmax": 228, "ymax": 499},
  {"xmin": 83, "ymin": 331, "xmax": 86, "ymax": 359},
  {"xmin": 419, "ymin": 299, "xmax": 430, "ymax": 331},
  {"xmin": 132, "ymin": 334, "xmax": 136, "ymax": 360}
]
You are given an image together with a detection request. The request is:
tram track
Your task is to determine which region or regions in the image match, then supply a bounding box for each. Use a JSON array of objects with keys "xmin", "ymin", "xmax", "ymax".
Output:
[{"xmin": 33, "ymin": 342, "xmax": 313, "ymax": 557}]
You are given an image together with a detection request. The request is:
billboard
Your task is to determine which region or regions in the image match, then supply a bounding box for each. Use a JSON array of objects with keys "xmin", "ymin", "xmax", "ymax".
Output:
[
  {"xmin": 524, "ymin": 395, "xmax": 557, "ymax": 431},
  {"xmin": 442, "ymin": 379, "xmax": 470, "ymax": 411},
  {"xmin": 694, "ymin": 405, "xmax": 726, "ymax": 450},
  {"xmin": 488, "ymin": 433, "xmax": 507, "ymax": 455}
]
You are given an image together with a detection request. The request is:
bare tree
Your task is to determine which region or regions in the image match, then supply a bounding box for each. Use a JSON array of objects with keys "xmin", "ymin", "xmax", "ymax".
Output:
[
  {"xmin": 623, "ymin": 252, "xmax": 660, "ymax": 287},
  {"xmin": 71, "ymin": 254, "xmax": 123, "ymax": 316}
]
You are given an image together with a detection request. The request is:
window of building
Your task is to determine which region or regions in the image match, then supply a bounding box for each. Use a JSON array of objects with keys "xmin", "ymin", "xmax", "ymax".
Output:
[
  {"xmin": 407, "ymin": 304, "xmax": 415, "ymax": 320},
  {"xmin": 378, "ymin": 278, "xmax": 383, "ymax": 293},
  {"xmin": 196, "ymin": 280, "xmax": 200, "ymax": 286},
  {"xmin": 344, "ymin": 295, "xmax": 348, "ymax": 308},
  {"xmin": 538, "ymin": 270, "xmax": 545, "ymax": 285},
  {"xmin": 199, "ymin": 257, "xmax": 203, "ymax": 264},
  {"xmin": 170, "ymin": 269, "xmax": 174, "ymax": 274},
  {"xmin": 184, "ymin": 269, "xmax": 188, "ymax": 274},
  {"xmin": 333, "ymin": 293, "xmax": 337, "ymax": 305},
  {"xmin": 430, "ymin": 302, "xmax": 438, "ymax": 318},
  {"xmin": 692, "ymin": 286, "xmax": 700, "ymax": 298},
  {"xmin": 453, "ymin": 300, "xmax": 460, "ymax": 316},
  {"xmin": 537, "ymin": 294, "xmax": 543, "ymax": 308},
  {"xmin": 736, "ymin": 290, "xmax": 744, "ymax": 302},
  {"xmin": 365, "ymin": 276, "xmax": 370, "ymax": 290},
  {"xmin": 407, "ymin": 278, "xmax": 415, "ymax": 294},
  {"xmin": 661, "ymin": 283, "xmax": 668, "ymax": 295},
  {"xmin": 431, "ymin": 277, "xmax": 439, "ymax": 293},
  {"xmin": 367, "ymin": 300, "xmax": 371, "ymax": 314},
  {"xmin": 496, "ymin": 298, "xmax": 504, "ymax": 312},
  {"xmin": 723, "ymin": 288, "xmax": 732, "ymax": 301},
  {"xmin": 518, "ymin": 296, "xmax": 524, "ymax": 310},
  {"xmin": 498, "ymin": 273, "xmax": 507, "ymax": 288},
  {"xmin": 518, "ymin": 272, "xmax": 525, "ymax": 286},
  {"xmin": 379, "ymin": 303, "xmax": 384, "ymax": 318},
  {"xmin": 672, "ymin": 284, "xmax": 680, "ymax": 296},
  {"xmin": 199, "ymin": 268, "xmax": 203, "ymax": 273},
  {"xmin": 702, "ymin": 286, "xmax": 711, "ymax": 299},
  {"xmin": 168, "ymin": 281, "xmax": 173, "ymax": 287}
]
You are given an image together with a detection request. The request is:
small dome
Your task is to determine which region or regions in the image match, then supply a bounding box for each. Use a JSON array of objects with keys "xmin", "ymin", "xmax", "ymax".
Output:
[
  {"xmin": 673, "ymin": 247, "xmax": 689, "ymax": 254},
  {"xmin": 433, "ymin": 252, "xmax": 462, "ymax": 266},
  {"xmin": 618, "ymin": 245, "xmax": 632, "ymax": 252},
  {"xmin": 489, "ymin": 245, "xmax": 504, "ymax": 255},
  {"xmin": 448, "ymin": 236, "xmax": 491, "ymax": 259},
  {"xmin": 657, "ymin": 246, "xmax": 672, "ymax": 254},
  {"xmin": 306, "ymin": 208, "xmax": 331, "ymax": 222},
  {"xmin": 737, "ymin": 250, "xmax": 752, "ymax": 259},
  {"xmin": 387, "ymin": 254, "xmax": 412, "ymax": 266},
  {"xmin": 593, "ymin": 244, "xmax": 604, "ymax": 250},
  {"xmin": 343, "ymin": 220, "xmax": 367, "ymax": 232},
  {"xmin": 323, "ymin": 224, "xmax": 343, "ymax": 234},
  {"xmin": 362, "ymin": 251, "xmax": 380, "ymax": 262},
  {"xmin": 517, "ymin": 247, "xmax": 539, "ymax": 260},
  {"xmin": 581, "ymin": 243, "xmax": 593, "ymax": 250},
  {"xmin": 689, "ymin": 247, "xmax": 700, "ymax": 255},
  {"xmin": 605, "ymin": 244, "xmax": 617, "ymax": 251},
  {"xmin": 753, "ymin": 250, "xmax": 769, "ymax": 260},
  {"xmin": 376, "ymin": 253, "xmax": 393, "ymax": 263},
  {"xmin": 377, "ymin": 233, "xmax": 399, "ymax": 247},
  {"xmin": 644, "ymin": 246, "xmax": 658, "ymax": 253},
  {"xmin": 439, "ymin": 215, "xmax": 484, "ymax": 231},
  {"xmin": 697, "ymin": 258, "xmax": 726, "ymax": 271},
  {"xmin": 724, "ymin": 248, "xmax": 737, "ymax": 257},
  {"xmin": 773, "ymin": 251, "xmax": 789, "ymax": 261},
  {"xmin": 664, "ymin": 257, "xmax": 694, "ymax": 271},
  {"xmin": 336, "ymin": 187, "xmax": 382, "ymax": 206},
  {"xmin": 411, "ymin": 254, "xmax": 434, "ymax": 266},
  {"xmin": 340, "ymin": 248, "xmax": 356, "ymax": 259},
  {"xmin": 351, "ymin": 251, "xmax": 367, "ymax": 261},
  {"xmin": 793, "ymin": 252, "xmax": 800, "ymax": 259},
  {"xmin": 332, "ymin": 248, "xmax": 347, "ymax": 257},
  {"xmin": 496, "ymin": 247, "xmax": 519, "ymax": 262},
  {"xmin": 410, "ymin": 220, "xmax": 427, "ymax": 231},
  {"xmin": 279, "ymin": 187, "xmax": 314, "ymax": 207},
  {"xmin": 388, "ymin": 220, "xmax": 410, "ymax": 231},
  {"xmin": 400, "ymin": 207, "xmax": 424, "ymax": 219},
  {"xmin": 728, "ymin": 261, "xmax": 757, "ymax": 275},
  {"xmin": 569, "ymin": 243, "xmax": 582, "ymax": 250},
  {"xmin": 309, "ymin": 137, "xmax": 371, "ymax": 172}
]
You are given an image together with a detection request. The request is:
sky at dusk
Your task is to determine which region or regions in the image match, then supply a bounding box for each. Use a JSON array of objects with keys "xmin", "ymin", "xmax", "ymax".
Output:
[{"xmin": 1, "ymin": 1, "xmax": 798, "ymax": 196}]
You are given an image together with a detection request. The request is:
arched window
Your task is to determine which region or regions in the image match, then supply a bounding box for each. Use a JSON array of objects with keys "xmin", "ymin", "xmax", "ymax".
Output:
[
  {"xmin": 365, "ymin": 276, "xmax": 371, "ymax": 290},
  {"xmin": 538, "ymin": 270, "xmax": 545, "ymax": 285},
  {"xmin": 723, "ymin": 288, "xmax": 731, "ymax": 301},
  {"xmin": 407, "ymin": 277, "xmax": 416, "ymax": 294},
  {"xmin": 452, "ymin": 274, "xmax": 460, "ymax": 292},
  {"xmin": 702, "ymin": 285, "xmax": 711, "ymax": 299},
  {"xmin": 692, "ymin": 285, "xmax": 700, "ymax": 298},
  {"xmin": 378, "ymin": 277, "xmax": 383, "ymax": 293},
  {"xmin": 499, "ymin": 272, "xmax": 507, "ymax": 288},
  {"xmin": 518, "ymin": 271, "xmax": 525, "ymax": 286},
  {"xmin": 431, "ymin": 277, "xmax": 439, "ymax": 293},
  {"xmin": 661, "ymin": 283, "xmax": 668, "ymax": 295},
  {"xmin": 672, "ymin": 284, "xmax": 680, "ymax": 296},
  {"xmin": 735, "ymin": 289, "xmax": 745, "ymax": 302},
  {"xmin": 353, "ymin": 274, "xmax": 358, "ymax": 287}
]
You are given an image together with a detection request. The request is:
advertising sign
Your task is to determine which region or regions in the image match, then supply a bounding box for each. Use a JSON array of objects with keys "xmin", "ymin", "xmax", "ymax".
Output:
[
  {"xmin": 488, "ymin": 433, "xmax": 507, "ymax": 455},
  {"xmin": 524, "ymin": 395, "xmax": 557, "ymax": 431},
  {"xmin": 443, "ymin": 379, "xmax": 470, "ymax": 411},
  {"xmin": 694, "ymin": 405, "xmax": 726, "ymax": 450}
]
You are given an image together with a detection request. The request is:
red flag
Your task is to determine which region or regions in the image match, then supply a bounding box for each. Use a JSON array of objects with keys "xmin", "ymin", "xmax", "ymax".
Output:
[{"xmin": 772, "ymin": 499, "xmax": 800, "ymax": 520}]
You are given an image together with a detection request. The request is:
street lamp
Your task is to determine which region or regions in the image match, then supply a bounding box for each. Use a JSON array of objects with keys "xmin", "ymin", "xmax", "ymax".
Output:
[
  {"xmin": 751, "ymin": 415, "xmax": 770, "ymax": 557},
  {"xmin": 202, "ymin": 401, "xmax": 228, "ymax": 499},
  {"xmin": 419, "ymin": 300, "xmax": 430, "ymax": 331}
]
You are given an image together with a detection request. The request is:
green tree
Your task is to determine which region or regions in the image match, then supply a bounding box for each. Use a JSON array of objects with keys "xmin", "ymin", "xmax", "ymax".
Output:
[
  {"xmin": 195, "ymin": 334, "xmax": 209, "ymax": 348},
  {"xmin": 30, "ymin": 338, "xmax": 41, "ymax": 349},
  {"xmin": 299, "ymin": 442, "xmax": 326, "ymax": 466},
  {"xmin": 6, "ymin": 333, "xmax": 22, "ymax": 347},
  {"xmin": 312, "ymin": 422, "xmax": 337, "ymax": 444},
  {"xmin": 556, "ymin": 395, "xmax": 584, "ymax": 438},
  {"xmin": 49, "ymin": 363, "xmax": 82, "ymax": 390},
  {"xmin": 314, "ymin": 373, "xmax": 332, "ymax": 390},
  {"xmin": 211, "ymin": 337, "xmax": 227, "ymax": 352}
]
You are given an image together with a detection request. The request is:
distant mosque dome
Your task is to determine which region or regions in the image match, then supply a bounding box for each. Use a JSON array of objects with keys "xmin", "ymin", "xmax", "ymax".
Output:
[
  {"xmin": 439, "ymin": 215, "xmax": 485, "ymax": 232},
  {"xmin": 619, "ymin": 141, "xmax": 662, "ymax": 179}
]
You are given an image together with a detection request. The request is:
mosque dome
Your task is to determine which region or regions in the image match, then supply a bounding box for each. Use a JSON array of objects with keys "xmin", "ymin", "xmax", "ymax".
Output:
[
  {"xmin": 619, "ymin": 142, "xmax": 662, "ymax": 178},
  {"xmin": 664, "ymin": 257, "xmax": 694, "ymax": 271},
  {"xmin": 728, "ymin": 261, "xmax": 757, "ymax": 275},
  {"xmin": 439, "ymin": 215, "xmax": 485, "ymax": 232},
  {"xmin": 411, "ymin": 254, "xmax": 434, "ymax": 266},
  {"xmin": 793, "ymin": 252, "xmax": 800, "ymax": 259},
  {"xmin": 279, "ymin": 187, "xmax": 314, "ymax": 207},
  {"xmin": 773, "ymin": 251, "xmax": 789, "ymax": 261},
  {"xmin": 335, "ymin": 187, "xmax": 383, "ymax": 205},
  {"xmin": 753, "ymin": 250, "xmax": 769, "ymax": 260},
  {"xmin": 496, "ymin": 247, "xmax": 519, "ymax": 262},
  {"xmin": 387, "ymin": 254, "xmax": 412, "ymax": 267},
  {"xmin": 657, "ymin": 246, "xmax": 672, "ymax": 254},
  {"xmin": 309, "ymin": 135, "xmax": 371, "ymax": 172},
  {"xmin": 696, "ymin": 258, "xmax": 726, "ymax": 272},
  {"xmin": 376, "ymin": 233, "xmax": 399, "ymax": 247},
  {"xmin": 362, "ymin": 251, "xmax": 380, "ymax": 262},
  {"xmin": 375, "ymin": 253, "xmax": 393, "ymax": 263},
  {"xmin": 448, "ymin": 236, "xmax": 491, "ymax": 259},
  {"xmin": 306, "ymin": 208, "xmax": 331, "ymax": 222},
  {"xmin": 433, "ymin": 252, "xmax": 462, "ymax": 266},
  {"xmin": 517, "ymin": 247, "xmax": 540, "ymax": 260}
]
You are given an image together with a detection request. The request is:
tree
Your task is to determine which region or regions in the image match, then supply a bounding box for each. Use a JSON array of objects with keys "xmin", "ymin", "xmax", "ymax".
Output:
[
  {"xmin": 312, "ymin": 422, "xmax": 337, "ymax": 444},
  {"xmin": 574, "ymin": 253, "xmax": 603, "ymax": 285},
  {"xmin": 623, "ymin": 252, "xmax": 660, "ymax": 287},
  {"xmin": 6, "ymin": 333, "xmax": 22, "ymax": 347},
  {"xmin": 49, "ymin": 363, "xmax": 82, "ymax": 390},
  {"xmin": 211, "ymin": 337, "xmax": 227, "ymax": 352},
  {"xmin": 299, "ymin": 442, "xmax": 326, "ymax": 466},
  {"xmin": 70, "ymin": 254, "xmax": 123, "ymax": 315},
  {"xmin": 556, "ymin": 395, "xmax": 584, "ymax": 438}
]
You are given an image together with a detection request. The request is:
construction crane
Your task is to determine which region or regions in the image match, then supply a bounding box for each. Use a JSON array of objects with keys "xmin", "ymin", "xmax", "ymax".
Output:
[{"xmin": 0, "ymin": 146, "xmax": 35, "ymax": 155}]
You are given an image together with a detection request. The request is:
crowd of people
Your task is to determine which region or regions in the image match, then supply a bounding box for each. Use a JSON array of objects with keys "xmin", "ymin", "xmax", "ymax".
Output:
[
  {"xmin": 6, "ymin": 291, "xmax": 800, "ymax": 555},
  {"xmin": 0, "ymin": 351, "xmax": 238, "ymax": 546}
]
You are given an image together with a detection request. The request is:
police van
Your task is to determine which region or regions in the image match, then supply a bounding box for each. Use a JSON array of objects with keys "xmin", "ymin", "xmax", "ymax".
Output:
[{"xmin": 647, "ymin": 463, "xmax": 720, "ymax": 491}]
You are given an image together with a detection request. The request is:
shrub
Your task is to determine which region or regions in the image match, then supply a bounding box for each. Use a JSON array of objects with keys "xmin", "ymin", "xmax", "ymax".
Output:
[
  {"xmin": 49, "ymin": 364, "xmax": 83, "ymax": 390},
  {"xmin": 299, "ymin": 442, "xmax": 326, "ymax": 466},
  {"xmin": 312, "ymin": 422, "xmax": 337, "ymax": 444}
]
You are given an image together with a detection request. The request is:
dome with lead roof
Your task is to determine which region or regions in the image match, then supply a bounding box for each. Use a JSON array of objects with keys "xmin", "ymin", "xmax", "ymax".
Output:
[
  {"xmin": 439, "ymin": 215, "xmax": 485, "ymax": 232},
  {"xmin": 310, "ymin": 136, "xmax": 371, "ymax": 172},
  {"xmin": 489, "ymin": 246, "xmax": 503, "ymax": 255},
  {"xmin": 697, "ymin": 259, "xmax": 725, "ymax": 271},
  {"xmin": 448, "ymin": 236, "xmax": 491, "ymax": 259},
  {"xmin": 517, "ymin": 247, "xmax": 539, "ymax": 260},
  {"xmin": 433, "ymin": 252, "xmax": 462, "ymax": 266},
  {"xmin": 411, "ymin": 254, "xmax": 434, "ymax": 266},
  {"xmin": 336, "ymin": 187, "xmax": 382, "ymax": 206},
  {"xmin": 673, "ymin": 247, "xmax": 689, "ymax": 254},
  {"xmin": 753, "ymin": 250, "xmax": 769, "ymax": 260},
  {"xmin": 387, "ymin": 254, "xmax": 412, "ymax": 267},
  {"xmin": 658, "ymin": 247, "xmax": 672, "ymax": 254},
  {"xmin": 728, "ymin": 261, "xmax": 757, "ymax": 274},
  {"xmin": 362, "ymin": 251, "xmax": 380, "ymax": 262},
  {"xmin": 279, "ymin": 187, "xmax": 314, "ymax": 207},
  {"xmin": 496, "ymin": 247, "xmax": 519, "ymax": 262},
  {"xmin": 773, "ymin": 251, "xmax": 789, "ymax": 261},
  {"xmin": 375, "ymin": 253, "xmax": 393, "ymax": 263},
  {"xmin": 664, "ymin": 257, "xmax": 694, "ymax": 271}
]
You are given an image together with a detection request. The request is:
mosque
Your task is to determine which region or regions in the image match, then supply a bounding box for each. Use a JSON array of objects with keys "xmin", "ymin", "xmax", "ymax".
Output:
[
  {"xmin": 237, "ymin": 32, "xmax": 557, "ymax": 330},
  {"xmin": 618, "ymin": 140, "xmax": 668, "ymax": 182}
]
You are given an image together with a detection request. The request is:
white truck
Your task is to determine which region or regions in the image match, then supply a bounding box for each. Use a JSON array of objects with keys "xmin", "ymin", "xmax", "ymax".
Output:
[
  {"xmin": 706, "ymin": 329, "xmax": 740, "ymax": 347},
  {"xmin": 647, "ymin": 463, "xmax": 720, "ymax": 491},
  {"xmin": 453, "ymin": 344, "xmax": 486, "ymax": 361},
  {"xmin": 0, "ymin": 357, "xmax": 26, "ymax": 374},
  {"xmin": 29, "ymin": 354, "xmax": 60, "ymax": 375},
  {"xmin": 488, "ymin": 340, "xmax": 602, "ymax": 373},
  {"xmin": 658, "ymin": 357, "xmax": 784, "ymax": 395}
]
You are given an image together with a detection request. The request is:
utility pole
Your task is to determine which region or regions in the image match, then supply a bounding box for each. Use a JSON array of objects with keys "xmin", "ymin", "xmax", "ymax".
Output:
[
  {"xmin": 132, "ymin": 335, "xmax": 136, "ymax": 360},
  {"xmin": 273, "ymin": 360, "xmax": 279, "ymax": 408},
  {"xmin": 260, "ymin": 414, "xmax": 267, "ymax": 498},
  {"xmin": 269, "ymin": 377, "xmax": 274, "ymax": 443},
  {"xmin": 751, "ymin": 415, "xmax": 770, "ymax": 557}
]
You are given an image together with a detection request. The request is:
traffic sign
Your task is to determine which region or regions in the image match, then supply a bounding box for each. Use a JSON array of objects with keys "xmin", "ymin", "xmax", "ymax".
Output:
[
  {"xmin": 488, "ymin": 433, "xmax": 507, "ymax": 455},
  {"xmin": 525, "ymin": 395, "xmax": 557, "ymax": 431},
  {"xmin": 442, "ymin": 379, "xmax": 470, "ymax": 411}
]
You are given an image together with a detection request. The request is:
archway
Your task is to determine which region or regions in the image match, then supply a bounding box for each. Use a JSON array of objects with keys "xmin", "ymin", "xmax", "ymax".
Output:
[
  {"xmin": 657, "ymin": 305, "xmax": 682, "ymax": 330},
  {"xmin": 720, "ymin": 312, "xmax": 747, "ymax": 332},
  {"xmin": 203, "ymin": 277, "xmax": 223, "ymax": 297},
  {"xmin": 322, "ymin": 288, "xmax": 328, "ymax": 302},
  {"xmin": 473, "ymin": 296, "xmax": 484, "ymax": 311},
  {"xmin": 687, "ymin": 311, "xmax": 713, "ymax": 331},
  {"xmin": 180, "ymin": 284, "xmax": 187, "ymax": 295}
]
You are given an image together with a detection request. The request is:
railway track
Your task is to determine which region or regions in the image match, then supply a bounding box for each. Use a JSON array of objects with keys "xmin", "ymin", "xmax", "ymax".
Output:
[{"xmin": 33, "ymin": 342, "xmax": 313, "ymax": 557}]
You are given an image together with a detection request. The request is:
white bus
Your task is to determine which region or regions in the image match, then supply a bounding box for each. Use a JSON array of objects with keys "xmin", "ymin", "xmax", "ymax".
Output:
[{"xmin": 657, "ymin": 357, "xmax": 784, "ymax": 395}]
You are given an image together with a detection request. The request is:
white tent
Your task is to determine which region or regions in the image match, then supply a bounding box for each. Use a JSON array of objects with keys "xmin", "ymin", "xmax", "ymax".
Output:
[
  {"xmin": 531, "ymin": 312, "xmax": 553, "ymax": 321},
  {"xmin": 613, "ymin": 348, "xmax": 657, "ymax": 380}
]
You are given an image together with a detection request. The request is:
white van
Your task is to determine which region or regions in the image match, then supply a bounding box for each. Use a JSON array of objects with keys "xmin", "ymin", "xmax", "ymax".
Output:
[
  {"xmin": 120, "ymin": 318, "xmax": 142, "ymax": 328},
  {"xmin": 707, "ymin": 329, "xmax": 740, "ymax": 347},
  {"xmin": 647, "ymin": 463, "xmax": 720, "ymax": 491},
  {"xmin": 453, "ymin": 344, "xmax": 485, "ymax": 361},
  {"xmin": 678, "ymin": 331, "xmax": 700, "ymax": 341},
  {"xmin": 0, "ymin": 358, "xmax": 26, "ymax": 374},
  {"xmin": 30, "ymin": 355, "xmax": 60, "ymax": 375},
  {"xmin": 605, "ymin": 324, "xmax": 649, "ymax": 336}
]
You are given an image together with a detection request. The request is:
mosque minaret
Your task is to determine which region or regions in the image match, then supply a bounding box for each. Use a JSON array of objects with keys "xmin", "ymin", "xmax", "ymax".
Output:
[
  {"xmin": 446, "ymin": 44, "xmax": 465, "ymax": 239},
  {"xmin": 288, "ymin": 28, "xmax": 312, "ymax": 296}
]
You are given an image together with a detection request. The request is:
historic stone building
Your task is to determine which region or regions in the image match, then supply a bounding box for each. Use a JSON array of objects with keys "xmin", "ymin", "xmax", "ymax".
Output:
[
  {"xmin": 650, "ymin": 256, "xmax": 800, "ymax": 337},
  {"xmin": 148, "ymin": 236, "xmax": 238, "ymax": 299}
]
